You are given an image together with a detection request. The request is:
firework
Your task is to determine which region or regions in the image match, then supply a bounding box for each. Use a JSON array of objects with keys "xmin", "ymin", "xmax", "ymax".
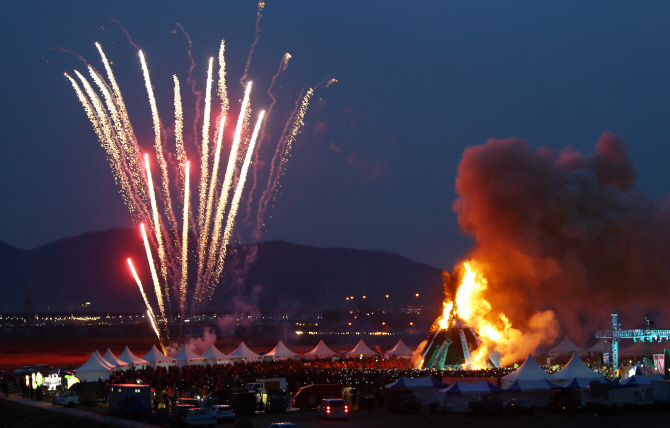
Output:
[{"xmin": 67, "ymin": 35, "xmax": 329, "ymax": 344}]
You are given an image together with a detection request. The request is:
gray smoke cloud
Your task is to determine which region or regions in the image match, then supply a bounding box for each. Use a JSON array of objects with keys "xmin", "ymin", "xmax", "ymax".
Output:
[{"xmin": 453, "ymin": 133, "xmax": 670, "ymax": 345}]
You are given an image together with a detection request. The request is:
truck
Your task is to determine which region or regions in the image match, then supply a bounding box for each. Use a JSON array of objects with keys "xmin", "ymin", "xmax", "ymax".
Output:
[
  {"xmin": 386, "ymin": 388, "xmax": 421, "ymax": 414},
  {"xmin": 108, "ymin": 384, "xmax": 152, "ymax": 418},
  {"xmin": 54, "ymin": 382, "xmax": 106, "ymax": 407},
  {"xmin": 292, "ymin": 384, "xmax": 343, "ymax": 410},
  {"xmin": 468, "ymin": 394, "xmax": 504, "ymax": 414},
  {"xmin": 586, "ymin": 381, "xmax": 653, "ymax": 412},
  {"xmin": 229, "ymin": 391, "xmax": 258, "ymax": 416},
  {"xmin": 243, "ymin": 378, "xmax": 288, "ymax": 411}
]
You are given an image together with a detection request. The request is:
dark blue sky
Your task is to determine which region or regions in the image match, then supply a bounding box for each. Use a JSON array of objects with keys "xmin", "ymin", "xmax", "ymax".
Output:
[{"xmin": 1, "ymin": 1, "xmax": 669, "ymax": 269}]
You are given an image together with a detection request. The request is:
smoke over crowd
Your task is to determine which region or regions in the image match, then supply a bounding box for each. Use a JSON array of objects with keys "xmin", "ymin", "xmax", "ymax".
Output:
[{"xmin": 453, "ymin": 133, "xmax": 670, "ymax": 346}]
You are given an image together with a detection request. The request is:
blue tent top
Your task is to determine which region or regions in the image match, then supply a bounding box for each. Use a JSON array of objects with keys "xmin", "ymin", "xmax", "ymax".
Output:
[
  {"xmin": 505, "ymin": 379, "xmax": 564, "ymax": 392},
  {"xmin": 386, "ymin": 375, "xmax": 448, "ymax": 389},
  {"xmin": 439, "ymin": 380, "xmax": 505, "ymax": 395}
]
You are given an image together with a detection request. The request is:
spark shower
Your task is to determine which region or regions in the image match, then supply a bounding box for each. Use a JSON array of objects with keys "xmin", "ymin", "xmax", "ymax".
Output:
[{"xmin": 65, "ymin": 38, "xmax": 331, "ymax": 345}]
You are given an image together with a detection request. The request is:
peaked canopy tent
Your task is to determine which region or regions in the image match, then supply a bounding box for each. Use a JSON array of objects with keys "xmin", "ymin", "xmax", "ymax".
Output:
[
  {"xmin": 172, "ymin": 345, "xmax": 208, "ymax": 368},
  {"xmin": 548, "ymin": 337, "xmax": 584, "ymax": 356},
  {"xmin": 384, "ymin": 340, "xmax": 413, "ymax": 360},
  {"xmin": 386, "ymin": 375, "xmax": 448, "ymax": 405},
  {"xmin": 501, "ymin": 354, "xmax": 555, "ymax": 387},
  {"xmin": 200, "ymin": 344, "xmax": 232, "ymax": 365},
  {"xmin": 304, "ymin": 340, "xmax": 338, "ymax": 359},
  {"xmin": 94, "ymin": 350, "xmax": 116, "ymax": 371},
  {"xmin": 118, "ymin": 346, "xmax": 150, "ymax": 369},
  {"xmin": 76, "ymin": 352, "xmax": 112, "ymax": 382},
  {"xmin": 552, "ymin": 353, "xmax": 607, "ymax": 385},
  {"xmin": 142, "ymin": 345, "xmax": 177, "ymax": 369},
  {"xmin": 102, "ymin": 349, "xmax": 130, "ymax": 371},
  {"xmin": 345, "ymin": 340, "xmax": 378, "ymax": 358},
  {"xmin": 263, "ymin": 341, "xmax": 300, "ymax": 361},
  {"xmin": 621, "ymin": 374, "xmax": 667, "ymax": 385},
  {"xmin": 505, "ymin": 379, "xmax": 562, "ymax": 392},
  {"xmin": 586, "ymin": 338, "xmax": 612, "ymax": 354},
  {"xmin": 227, "ymin": 342, "xmax": 262, "ymax": 363},
  {"xmin": 436, "ymin": 381, "xmax": 505, "ymax": 412}
]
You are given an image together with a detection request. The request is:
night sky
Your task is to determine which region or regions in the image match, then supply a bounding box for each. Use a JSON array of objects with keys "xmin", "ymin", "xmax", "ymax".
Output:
[{"xmin": 2, "ymin": 1, "xmax": 670, "ymax": 270}]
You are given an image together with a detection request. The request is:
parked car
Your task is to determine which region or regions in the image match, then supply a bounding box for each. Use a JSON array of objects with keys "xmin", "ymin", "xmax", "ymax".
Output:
[
  {"xmin": 208, "ymin": 404, "xmax": 235, "ymax": 424},
  {"xmin": 505, "ymin": 398, "xmax": 535, "ymax": 414},
  {"xmin": 268, "ymin": 424, "xmax": 298, "ymax": 428},
  {"xmin": 177, "ymin": 397, "xmax": 201, "ymax": 407},
  {"xmin": 184, "ymin": 408, "xmax": 216, "ymax": 426},
  {"xmin": 317, "ymin": 398, "xmax": 348, "ymax": 420}
]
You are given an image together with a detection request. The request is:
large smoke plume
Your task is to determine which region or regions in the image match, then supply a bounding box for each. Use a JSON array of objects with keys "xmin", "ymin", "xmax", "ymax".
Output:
[{"xmin": 453, "ymin": 133, "xmax": 670, "ymax": 349}]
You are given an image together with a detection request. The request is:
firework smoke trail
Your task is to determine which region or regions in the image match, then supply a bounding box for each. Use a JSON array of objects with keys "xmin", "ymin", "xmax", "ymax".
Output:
[
  {"xmin": 110, "ymin": 19, "xmax": 140, "ymax": 51},
  {"xmin": 245, "ymin": 52, "xmax": 291, "ymax": 224},
  {"xmin": 175, "ymin": 23, "xmax": 203, "ymax": 151},
  {"xmin": 210, "ymin": 110, "xmax": 265, "ymax": 296},
  {"xmin": 50, "ymin": 47, "xmax": 88, "ymax": 65},
  {"xmin": 218, "ymin": 40, "xmax": 229, "ymax": 116},
  {"xmin": 174, "ymin": 75, "xmax": 186, "ymax": 194},
  {"xmin": 254, "ymin": 88, "xmax": 314, "ymax": 240},
  {"xmin": 240, "ymin": 1, "xmax": 266, "ymax": 86},
  {"xmin": 140, "ymin": 223, "xmax": 167, "ymax": 327},
  {"xmin": 197, "ymin": 58, "xmax": 214, "ymax": 234},
  {"xmin": 127, "ymin": 258, "xmax": 161, "ymax": 341},
  {"xmin": 95, "ymin": 43, "xmax": 147, "ymax": 208},
  {"xmin": 180, "ymin": 161, "xmax": 191, "ymax": 314},
  {"xmin": 198, "ymin": 82, "xmax": 253, "ymax": 304}
]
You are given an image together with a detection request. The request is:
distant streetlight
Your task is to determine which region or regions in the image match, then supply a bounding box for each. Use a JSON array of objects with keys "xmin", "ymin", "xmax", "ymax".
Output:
[
  {"xmin": 362, "ymin": 295, "xmax": 366, "ymax": 299},
  {"xmin": 410, "ymin": 322, "xmax": 414, "ymax": 326},
  {"xmin": 415, "ymin": 293, "xmax": 419, "ymax": 297},
  {"xmin": 385, "ymin": 294, "xmax": 389, "ymax": 298}
]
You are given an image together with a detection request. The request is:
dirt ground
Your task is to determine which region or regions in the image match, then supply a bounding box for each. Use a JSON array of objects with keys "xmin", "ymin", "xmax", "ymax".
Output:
[{"xmin": 2, "ymin": 396, "xmax": 670, "ymax": 428}]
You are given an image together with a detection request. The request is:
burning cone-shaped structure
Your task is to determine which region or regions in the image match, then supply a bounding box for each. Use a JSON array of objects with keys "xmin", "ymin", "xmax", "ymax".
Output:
[{"xmin": 420, "ymin": 318, "xmax": 482, "ymax": 369}]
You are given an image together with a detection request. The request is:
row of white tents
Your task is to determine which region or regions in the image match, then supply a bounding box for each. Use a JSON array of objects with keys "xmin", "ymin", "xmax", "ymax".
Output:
[
  {"xmin": 76, "ymin": 339, "xmax": 414, "ymax": 382},
  {"xmin": 386, "ymin": 352, "xmax": 667, "ymax": 412}
]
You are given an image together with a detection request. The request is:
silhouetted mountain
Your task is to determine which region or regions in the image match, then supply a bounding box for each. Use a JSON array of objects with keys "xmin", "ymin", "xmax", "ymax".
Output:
[{"xmin": 0, "ymin": 229, "xmax": 445, "ymax": 315}]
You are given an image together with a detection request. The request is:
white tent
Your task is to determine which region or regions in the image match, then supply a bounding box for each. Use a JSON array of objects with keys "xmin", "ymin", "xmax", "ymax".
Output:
[
  {"xmin": 227, "ymin": 342, "xmax": 262, "ymax": 363},
  {"xmin": 118, "ymin": 346, "xmax": 150, "ymax": 369},
  {"xmin": 76, "ymin": 352, "xmax": 112, "ymax": 382},
  {"xmin": 548, "ymin": 337, "xmax": 584, "ymax": 355},
  {"xmin": 263, "ymin": 341, "xmax": 300, "ymax": 361},
  {"xmin": 345, "ymin": 340, "xmax": 378, "ymax": 358},
  {"xmin": 102, "ymin": 349, "xmax": 130, "ymax": 371},
  {"xmin": 502, "ymin": 354, "xmax": 555, "ymax": 387},
  {"xmin": 304, "ymin": 340, "xmax": 338, "ymax": 359},
  {"xmin": 384, "ymin": 340, "xmax": 413, "ymax": 360},
  {"xmin": 142, "ymin": 345, "xmax": 177, "ymax": 369},
  {"xmin": 172, "ymin": 345, "xmax": 208, "ymax": 368},
  {"xmin": 586, "ymin": 338, "xmax": 612, "ymax": 353},
  {"xmin": 552, "ymin": 353, "xmax": 606, "ymax": 385},
  {"xmin": 94, "ymin": 350, "xmax": 116, "ymax": 371},
  {"xmin": 200, "ymin": 344, "xmax": 232, "ymax": 365}
]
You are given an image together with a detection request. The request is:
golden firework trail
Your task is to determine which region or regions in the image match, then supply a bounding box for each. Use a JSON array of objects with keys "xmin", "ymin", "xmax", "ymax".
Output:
[
  {"xmin": 174, "ymin": 76, "xmax": 186, "ymax": 191},
  {"xmin": 218, "ymin": 40, "xmax": 229, "ymax": 115},
  {"xmin": 212, "ymin": 110, "xmax": 266, "ymax": 288},
  {"xmin": 200, "ymin": 81, "xmax": 253, "ymax": 300},
  {"xmin": 180, "ymin": 161, "xmax": 191, "ymax": 314},
  {"xmin": 140, "ymin": 223, "xmax": 166, "ymax": 327},
  {"xmin": 127, "ymin": 258, "xmax": 161, "ymax": 341},
  {"xmin": 198, "ymin": 58, "xmax": 214, "ymax": 233},
  {"xmin": 67, "ymin": 38, "xmax": 326, "ymax": 334},
  {"xmin": 254, "ymin": 88, "xmax": 314, "ymax": 239}
]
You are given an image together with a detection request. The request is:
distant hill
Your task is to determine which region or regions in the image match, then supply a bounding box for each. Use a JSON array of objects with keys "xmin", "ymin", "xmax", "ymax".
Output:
[{"xmin": 0, "ymin": 229, "xmax": 445, "ymax": 315}]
